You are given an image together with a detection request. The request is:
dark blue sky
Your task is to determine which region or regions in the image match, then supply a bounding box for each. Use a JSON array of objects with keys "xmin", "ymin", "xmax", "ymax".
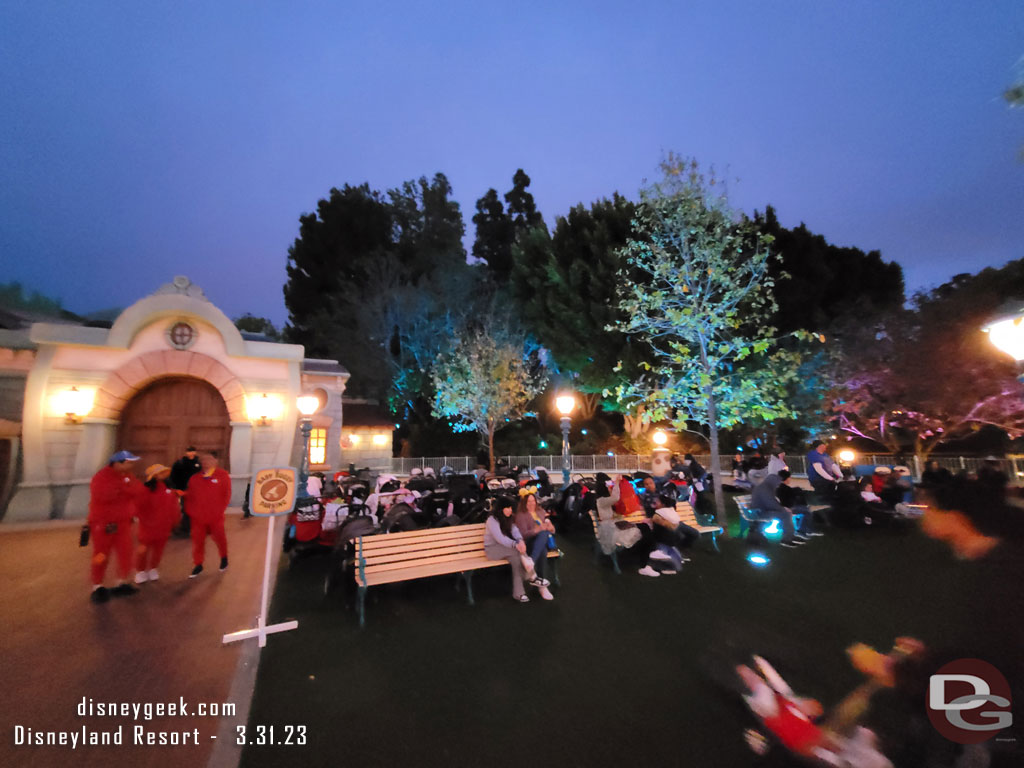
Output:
[{"xmin": 2, "ymin": 1, "xmax": 1022, "ymax": 326}]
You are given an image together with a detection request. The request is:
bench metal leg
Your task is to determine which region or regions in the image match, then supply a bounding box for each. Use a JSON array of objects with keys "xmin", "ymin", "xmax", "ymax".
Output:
[
  {"xmin": 357, "ymin": 585, "xmax": 367, "ymax": 628},
  {"xmin": 551, "ymin": 552, "xmax": 562, "ymax": 586},
  {"xmin": 610, "ymin": 549, "xmax": 622, "ymax": 575},
  {"xmin": 710, "ymin": 532, "xmax": 720, "ymax": 553},
  {"xmin": 462, "ymin": 571, "xmax": 475, "ymax": 606}
]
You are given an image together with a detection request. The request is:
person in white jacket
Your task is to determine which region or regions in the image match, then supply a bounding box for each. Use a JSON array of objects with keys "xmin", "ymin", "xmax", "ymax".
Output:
[{"xmin": 483, "ymin": 497, "xmax": 534, "ymax": 602}]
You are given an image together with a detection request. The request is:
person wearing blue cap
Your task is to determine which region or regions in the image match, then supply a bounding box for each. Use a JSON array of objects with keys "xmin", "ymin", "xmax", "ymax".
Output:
[{"xmin": 88, "ymin": 450, "xmax": 146, "ymax": 603}]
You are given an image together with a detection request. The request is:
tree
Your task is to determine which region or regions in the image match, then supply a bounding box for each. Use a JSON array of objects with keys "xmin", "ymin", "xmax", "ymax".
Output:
[
  {"xmin": 828, "ymin": 262, "xmax": 1024, "ymax": 458},
  {"xmin": 234, "ymin": 314, "xmax": 281, "ymax": 341},
  {"xmin": 753, "ymin": 206, "xmax": 904, "ymax": 336},
  {"xmin": 610, "ymin": 156, "xmax": 807, "ymax": 528},
  {"xmin": 471, "ymin": 169, "xmax": 544, "ymax": 275},
  {"xmin": 283, "ymin": 173, "xmax": 468, "ymax": 404},
  {"xmin": 508, "ymin": 194, "xmax": 648, "ymax": 397},
  {"xmin": 432, "ymin": 319, "xmax": 549, "ymax": 472}
]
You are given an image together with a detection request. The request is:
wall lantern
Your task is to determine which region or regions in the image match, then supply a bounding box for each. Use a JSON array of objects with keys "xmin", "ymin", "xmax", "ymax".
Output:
[
  {"xmin": 247, "ymin": 393, "xmax": 283, "ymax": 427},
  {"xmin": 54, "ymin": 386, "xmax": 93, "ymax": 424},
  {"xmin": 372, "ymin": 433, "xmax": 390, "ymax": 447}
]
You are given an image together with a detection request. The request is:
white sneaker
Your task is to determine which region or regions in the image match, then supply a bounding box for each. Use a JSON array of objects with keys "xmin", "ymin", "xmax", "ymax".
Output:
[
  {"xmin": 148, "ymin": 569, "xmax": 160, "ymax": 581},
  {"xmin": 538, "ymin": 586, "xmax": 554, "ymax": 600},
  {"xmin": 638, "ymin": 565, "xmax": 661, "ymax": 577},
  {"xmin": 661, "ymin": 568, "xmax": 678, "ymax": 575},
  {"xmin": 134, "ymin": 571, "xmax": 148, "ymax": 584}
]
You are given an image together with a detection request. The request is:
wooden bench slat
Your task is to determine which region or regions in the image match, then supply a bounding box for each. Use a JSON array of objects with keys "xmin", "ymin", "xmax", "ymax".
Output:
[
  {"xmin": 358, "ymin": 526, "xmax": 485, "ymax": 549},
  {"xmin": 357, "ymin": 535, "xmax": 484, "ymax": 556},
  {"xmin": 358, "ymin": 557, "xmax": 506, "ymax": 586},
  {"xmin": 357, "ymin": 547, "xmax": 561, "ymax": 585},
  {"xmin": 359, "ymin": 542, "xmax": 487, "ymax": 566}
]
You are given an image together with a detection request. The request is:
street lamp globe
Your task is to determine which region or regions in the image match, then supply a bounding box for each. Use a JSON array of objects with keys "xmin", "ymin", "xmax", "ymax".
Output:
[
  {"xmin": 652, "ymin": 429, "xmax": 668, "ymax": 446},
  {"xmin": 555, "ymin": 394, "xmax": 576, "ymax": 416},
  {"xmin": 296, "ymin": 395, "xmax": 320, "ymax": 417},
  {"xmin": 838, "ymin": 449, "xmax": 856, "ymax": 464},
  {"xmin": 983, "ymin": 303, "xmax": 1024, "ymax": 362}
]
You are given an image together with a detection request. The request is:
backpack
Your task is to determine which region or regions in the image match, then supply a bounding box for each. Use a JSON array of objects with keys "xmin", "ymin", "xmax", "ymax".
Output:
[{"xmin": 613, "ymin": 478, "xmax": 643, "ymax": 515}]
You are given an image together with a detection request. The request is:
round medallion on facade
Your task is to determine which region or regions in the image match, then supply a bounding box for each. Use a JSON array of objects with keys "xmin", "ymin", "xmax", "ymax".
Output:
[{"xmin": 166, "ymin": 321, "xmax": 197, "ymax": 350}]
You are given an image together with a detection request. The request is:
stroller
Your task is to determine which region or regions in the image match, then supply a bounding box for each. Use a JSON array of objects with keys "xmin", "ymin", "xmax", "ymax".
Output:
[{"xmin": 735, "ymin": 639, "xmax": 924, "ymax": 767}]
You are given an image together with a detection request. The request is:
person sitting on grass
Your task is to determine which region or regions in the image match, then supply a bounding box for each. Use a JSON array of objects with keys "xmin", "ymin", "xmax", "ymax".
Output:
[
  {"xmin": 751, "ymin": 472, "xmax": 809, "ymax": 548},
  {"xmin": 484, "ymin": 496, "xmax": 549, "ymax": 602},
  {"xmin": 513, "ymin": 487, "xmax": 556, "ymax": 599}
]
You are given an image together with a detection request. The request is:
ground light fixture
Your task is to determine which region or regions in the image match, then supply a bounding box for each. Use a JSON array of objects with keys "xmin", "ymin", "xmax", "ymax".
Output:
[
  {"xmin": 746, "ymin": 553, "xmax": 771, "ymax": 567},
  {"xmin": 982, "ymin": 300, "xmax": 1024, "ymax": 363}
]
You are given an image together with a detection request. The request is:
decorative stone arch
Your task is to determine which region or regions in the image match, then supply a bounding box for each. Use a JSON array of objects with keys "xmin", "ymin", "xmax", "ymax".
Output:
[{"xmin": 91, "ymin": 350, "xmax": 247, "ymax": 422}]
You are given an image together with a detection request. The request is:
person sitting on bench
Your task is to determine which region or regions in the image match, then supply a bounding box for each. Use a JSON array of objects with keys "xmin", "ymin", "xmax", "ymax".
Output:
[{"xmin": 751, "ymin": 473, "xmax": 809, "ymax": 548}]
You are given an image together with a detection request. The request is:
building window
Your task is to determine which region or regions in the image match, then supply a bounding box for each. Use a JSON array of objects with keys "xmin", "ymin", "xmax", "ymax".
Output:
[{"xmin": 309, "ymin": 428, "xmax": 326, "ymax": 466}]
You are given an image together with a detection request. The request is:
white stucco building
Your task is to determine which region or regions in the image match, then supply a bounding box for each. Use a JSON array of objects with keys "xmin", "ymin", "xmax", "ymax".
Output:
[{"xmin": 0, "ymin": 277, "xmax": 394, "ymax": 522}]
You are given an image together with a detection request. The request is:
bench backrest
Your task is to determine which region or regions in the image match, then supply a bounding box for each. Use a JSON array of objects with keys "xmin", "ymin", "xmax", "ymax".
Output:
[{"xmin": 355, "ymin": 524, "xmax": 489, "ymax": 578}]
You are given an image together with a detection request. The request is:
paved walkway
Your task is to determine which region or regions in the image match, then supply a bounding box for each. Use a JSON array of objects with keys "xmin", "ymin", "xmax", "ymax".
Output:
[{"xmin": 0, "ymin": 511, "xmax": 285, "ymax": 768}]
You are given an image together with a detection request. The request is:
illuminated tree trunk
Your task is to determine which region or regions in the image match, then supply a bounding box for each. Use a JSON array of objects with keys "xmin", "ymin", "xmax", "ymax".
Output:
[{"xmin": 700, "ymin": 340, "xmax": 727, "ymax": 531}]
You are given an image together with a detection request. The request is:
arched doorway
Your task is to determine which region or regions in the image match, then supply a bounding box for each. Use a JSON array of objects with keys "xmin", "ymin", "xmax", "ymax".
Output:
[{"xmin": 117, "ymin": 377, "xmax": 231, "ymax": 472}]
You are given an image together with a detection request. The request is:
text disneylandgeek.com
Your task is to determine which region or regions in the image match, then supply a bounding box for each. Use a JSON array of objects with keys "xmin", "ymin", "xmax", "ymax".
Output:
[{"xmin": 10, "ymin": 697, "xmax": 307, "ymax": 749}]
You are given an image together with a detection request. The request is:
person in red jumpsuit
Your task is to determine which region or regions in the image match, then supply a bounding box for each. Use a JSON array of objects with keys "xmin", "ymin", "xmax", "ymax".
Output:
[
  {"xmin": 88, "ymin": 450, "xmax": 145, "ymax": 603},
  {"xmin": 185, "ymin": 451, "xmax": 231, "ymax": 577},
  {"xmin": 134, "ymin": 464, "xmax": 180, "ymax": 583}
]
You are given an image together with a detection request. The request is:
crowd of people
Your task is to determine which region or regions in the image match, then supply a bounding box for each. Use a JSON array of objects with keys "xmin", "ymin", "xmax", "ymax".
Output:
[{"xmin": 86, "ymin": 446, "xmax": 232, "ymax": 603}]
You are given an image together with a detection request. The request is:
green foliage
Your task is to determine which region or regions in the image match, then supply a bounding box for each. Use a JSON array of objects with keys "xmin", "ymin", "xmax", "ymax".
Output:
[
  {"xmin": 283, "ymin": 173, "xmax": 469, "ymax": 407},
  {"xmin": 431, "ymin": 318, "xmax": 549, "ymax": 471},
  {"xmin": 611, "ymin": 155, "xmax": 813, "ymax": 525},
  {"xmin": 471, "ymin": 169, "xmax": 544, "ymax": 275},
  {"xmin": 827, "ymin": 260, "xmax": 1024, "ymax": 458},
  {"xmin": 611, "ymin": 156, "xmax": 798, "ymax": 428},
  {"xmin": 234, "ymin": 314, "xmax": 282, "ymax": 341},
  {"xmin": 753, "ymin": 206, "xmax": 904, "ymax": 335},
  {"xmin": 508, "ymin": 194, "xmax": 650, "ymax": 400},
  {"xmin": 0, "ymin": 281, "xmax": 65, "ymax": 315}
]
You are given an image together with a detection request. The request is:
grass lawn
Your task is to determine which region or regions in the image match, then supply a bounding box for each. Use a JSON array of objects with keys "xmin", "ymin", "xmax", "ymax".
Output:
[{"xmin": 240, "ymin": 505, "xmax": 990, "ymax": 768}]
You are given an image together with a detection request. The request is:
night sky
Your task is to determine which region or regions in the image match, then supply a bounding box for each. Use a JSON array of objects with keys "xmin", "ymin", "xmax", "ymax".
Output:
[{"xmin": 2, "ymin": 1, "xmax": 1022, "ymax": 326}]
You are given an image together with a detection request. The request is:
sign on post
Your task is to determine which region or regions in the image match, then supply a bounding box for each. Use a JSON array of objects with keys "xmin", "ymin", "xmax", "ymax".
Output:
[
  {"xmin": 223, "ymin": 466, "xmax": 300, "ymax": 647},
  {"xmin": 250, "ymin": 466, "xmax": 298, "ymax": 517}
]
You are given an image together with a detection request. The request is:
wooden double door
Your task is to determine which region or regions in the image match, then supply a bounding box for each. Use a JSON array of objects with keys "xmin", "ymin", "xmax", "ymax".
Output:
[{"xmin": 117, "ymin": 377, "xmax": 231, "ymax": 474}]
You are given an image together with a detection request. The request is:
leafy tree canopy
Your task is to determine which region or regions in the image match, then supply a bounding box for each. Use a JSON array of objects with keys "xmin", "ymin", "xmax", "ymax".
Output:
[
  {"xmin": 611, "ymin": 155, "xmax": 815, "ymax": 525},
  {"xmin": 508, "ymin": 193, "xmax": 651, "ymax": 399},
  {"xmin": 828, "ymin": 259, "xmax": 1024, "ymax": 457},
  {"xmin": 234, "ymin": 314, "xmax": 281, "ymax": 341},
  {"xmin": 471, "ymin": 169, "xmax": 544, "ymax": 275},
  {"xmin": 431, "ymin": 314, "xmax": 549, "ymax": 471},
  {"xmin": 283, "ymin": 173, "xmax": 467, "ymax": 405},
  {"xmin": 753, "ymin": 206, "xmax": 904, "ymax": 335}
]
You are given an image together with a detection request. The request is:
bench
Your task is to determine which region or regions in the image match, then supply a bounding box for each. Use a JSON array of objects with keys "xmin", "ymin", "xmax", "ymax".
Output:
[
  {"xmin": 353, "ymin": 524, "xmax": 562, "ymax": 626},
  {"xmin": 735, "ymin": 495, "xmax": 829, "ymax": 539},
  {"xmin": 588, "ymin": 499, "xmax": 721, "ymax": 573}
]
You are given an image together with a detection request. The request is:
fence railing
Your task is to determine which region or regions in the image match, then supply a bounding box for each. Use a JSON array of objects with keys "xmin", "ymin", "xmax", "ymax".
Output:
[{"xmin": 388, "ymin": 454, "xmax": 1022, "ymax": 480}]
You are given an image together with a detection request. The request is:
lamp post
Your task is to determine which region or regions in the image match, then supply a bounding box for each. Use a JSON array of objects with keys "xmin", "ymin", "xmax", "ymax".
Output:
[
  {"xmin": 555, "ymin": 393, "xmax": 576, "ymax": 485},
  {"xmin": 296, "ymin": 394, "xmax": 320, "ymax": 496}
]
